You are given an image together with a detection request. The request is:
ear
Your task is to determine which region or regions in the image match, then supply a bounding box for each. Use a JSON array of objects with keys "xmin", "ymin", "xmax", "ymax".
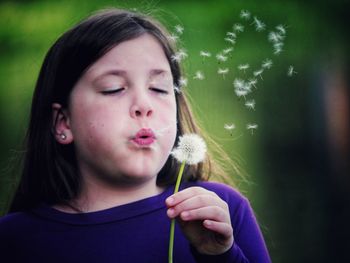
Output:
[{"xmin": 52, "ymin": 103, "xmax": 74, "ymax": 144}]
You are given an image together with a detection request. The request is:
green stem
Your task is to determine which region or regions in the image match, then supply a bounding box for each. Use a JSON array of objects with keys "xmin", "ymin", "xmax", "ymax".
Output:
[{"xmin": 168, "ymin": 161, "xmax": 186, "ymax": 263}]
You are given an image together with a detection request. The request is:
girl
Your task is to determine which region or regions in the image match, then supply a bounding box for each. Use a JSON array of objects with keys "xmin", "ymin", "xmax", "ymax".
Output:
[{"xmin": 0, "ymin": 8, "xmax": 271, "ymax": 262}]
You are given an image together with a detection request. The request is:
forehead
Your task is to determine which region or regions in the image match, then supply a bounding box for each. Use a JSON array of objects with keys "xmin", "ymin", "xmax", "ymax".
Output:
[{"xmin": 85, "ymin": 33, "xmax": 172, "ymax": 80}]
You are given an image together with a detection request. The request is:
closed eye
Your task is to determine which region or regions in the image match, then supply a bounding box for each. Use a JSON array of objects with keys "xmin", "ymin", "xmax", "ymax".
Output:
[
  {"xmin": 101, "ymin": 88, "xmax": 125, "ymax": 95},
  {"xmin": 150, "ymin": 87, "xmax": 169, "ymax": 95}
]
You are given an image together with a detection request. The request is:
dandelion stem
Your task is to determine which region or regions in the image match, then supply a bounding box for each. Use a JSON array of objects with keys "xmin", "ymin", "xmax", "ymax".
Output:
[{"xmin": 168, "ymin": 161, "xmax": 186, "ymax": 263}]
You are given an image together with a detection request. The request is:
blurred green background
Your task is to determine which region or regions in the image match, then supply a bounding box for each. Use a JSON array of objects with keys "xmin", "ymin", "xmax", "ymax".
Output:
[{"xmin": 0, "ymin": 0, "xmax": 349, "ymax": 262}]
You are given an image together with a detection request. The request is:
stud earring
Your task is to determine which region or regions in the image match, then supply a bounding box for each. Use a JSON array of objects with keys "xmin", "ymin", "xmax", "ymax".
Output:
[{"xmin": 60, "ymin": 133, "xmax": 67, "ymax": 140}]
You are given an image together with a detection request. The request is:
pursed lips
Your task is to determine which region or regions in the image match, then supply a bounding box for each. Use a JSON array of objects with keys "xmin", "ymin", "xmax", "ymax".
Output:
[{"xmin": 131, "ymin": 128, "xmax": 156, "ymax": 146}]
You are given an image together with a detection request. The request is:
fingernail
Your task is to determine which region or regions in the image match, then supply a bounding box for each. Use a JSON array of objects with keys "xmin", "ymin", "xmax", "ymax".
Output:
[{"xmin": 168, "ymin": 208, "xmax": 175, "ymax": 217}]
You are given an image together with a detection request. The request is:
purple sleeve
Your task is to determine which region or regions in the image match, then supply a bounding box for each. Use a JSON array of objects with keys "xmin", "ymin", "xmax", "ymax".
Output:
[{"xmin": 189, "ymin": 182, "xmax": 271, "ymax": 262}]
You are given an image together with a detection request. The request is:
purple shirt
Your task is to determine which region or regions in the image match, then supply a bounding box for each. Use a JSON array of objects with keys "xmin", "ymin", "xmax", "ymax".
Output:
[{"xmin": 0, "ymin": 181, "xmax": 271, "ymax": 262}]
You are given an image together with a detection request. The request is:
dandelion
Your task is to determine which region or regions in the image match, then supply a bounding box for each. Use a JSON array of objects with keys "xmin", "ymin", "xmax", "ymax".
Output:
[
  {"xmin": 240, "ymin": 10, "xmax": 251, "ymax": 20},
  {"xmin": 179, "ymin": 77, "xmax": 188, "ymax": 87},
  {"xmin": 252, "ymin": 17, "xmax": 266, "ymax": 32},
  {"xmin": 174, "ymin": 25, "xmax": 184, "ymax": 35},
  {"xmin": 171, "ymin": 49, "xmax": 188, "ymax": 62},
  {"xmin": 276, "ymin": 24, "xmax": 286, "ymax": 35},
  {"xmin": 238, "ymin": 64, "xmax": 250, "ymax": 73},
  {"xmin": 246, "ymin": 123, "xmax": 258, "ymax": 134},
  {"xmin": 193, "ymin": 71, "xmax": 205, "ymax": 80},
  {"xmin": 224, "ymin": 123, "xmax": 236, "ymax": 136},
  {"xmin": 233, "ymin": 23, "xmax": 244, "ymax": 32},
  {"xmin": 216, "ymin": 53, "xmax": 228, "ymax": 62},
  {"xmin": 218, "ymin": 68, "xmax": 229, "ymax": 79},
  {"xmin": 199, "ymin": 51, "xmax": 211, "ymax": 58},
  {"xmin": 253, "ymin": 68, "xmax": 264, "ymax": 79},
  {"xmin": 287, "ymin": 65, "xmax": 297, "ymax": 77},
  {"xmin": 245, "ymin": 99, "xmax": 256, "ymax": 110},
  {"xmin": 222, "ymin": 47, "xmax": 234, "ymax": 54},
  {"xmin": 262, "ymin": 59, "xmax": 273, "ymax": 69},
  {"xmin": 226, "ymin": 32, "xmax": 237, "ymax": 38},
  {"xmin": 224, "ymin": 37, "xmax": 236, "ymax": 45},
  {"xmin": 168, "ymin": 134, "xmax": 207, "ymax": 263}
]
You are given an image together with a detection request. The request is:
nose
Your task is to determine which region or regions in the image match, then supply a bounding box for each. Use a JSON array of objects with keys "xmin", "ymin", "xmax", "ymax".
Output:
[{"xmin": 130, "ymin": 93, "xmax": 153, "ymax": 119}]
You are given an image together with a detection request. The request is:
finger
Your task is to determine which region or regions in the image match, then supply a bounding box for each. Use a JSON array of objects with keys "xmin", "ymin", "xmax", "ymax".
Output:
[
  {"xmin": 203, "ymin": 220, "xmax": 234, "ymax": 242},
  {"xmin": 167, "ymin": 194, "xmax": 228, "ymax": 218},
  {"xmin": 166, "ymin": 186, "xmax": 217, "ymax": 207},
  {"xmin": 179, "ymin": 206, "xmax": 230, "ymax": 224}
]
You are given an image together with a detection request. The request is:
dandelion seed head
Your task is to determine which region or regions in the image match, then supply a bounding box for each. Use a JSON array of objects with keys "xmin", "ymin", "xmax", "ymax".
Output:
[{"xmin": 171, "ymin": 134, "xmax": 207, "ymax": 165}]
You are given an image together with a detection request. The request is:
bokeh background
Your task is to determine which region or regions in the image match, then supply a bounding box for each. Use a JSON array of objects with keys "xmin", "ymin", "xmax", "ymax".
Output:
[{"xmin": 0, "ymin": 0, "xmax": 349, "ymax": 262}]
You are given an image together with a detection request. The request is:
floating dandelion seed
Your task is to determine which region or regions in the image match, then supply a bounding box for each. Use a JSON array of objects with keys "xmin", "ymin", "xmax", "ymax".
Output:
[
  {"xmin": 238, "ymin": 64, "xmax": 250, "ymax": 73},
  {"xmin": 233, "ymin": 78, "xmax": 245, "ymax": 89},
  {"xmin": 235, "ymin": 88, "xmax": 249, "ymax": 99},
  {"xmin": 224, "ymin": 37, "xmax": 236, "ymax": 45},
  {"xmin": 224, "ymin": 123, "xmax": 236, "ymax": 136},
  {"xmin": 179, "ymin": 77, "xmax": 188, "ymax": 87},
  {"xmin": 171, "ymin": 53, "xmax": 181, "ymax": 62},
  {"xmin": 216, "ymin": 53, "xmax": 228, "ymax": 62},
  {"xmin": 173, "ymin": 85, "xmax": 181, "ymax": 94},
  {"xmin": 218, "ymin": 68, "xmax": 229, "ymax": 79},
  {"xmin": 233, "ymin": 23, "xmax": 244, "ymax": 32},
  {"xmin": 253, "ymin": 68, "xmax": 264, "ymax": 79},
  {"xmin": 245, "ymin": 100, "xmax": 256, "ymax": 110},
  {"xmin": 287, "ymin": 66, "xmax": 297, "ymax": 77},
  {"xmin": 226, "ymin": 32, "xmax": 237, "ymax": 38},
  {"xmin": 168, "ymin": 34, "xmax": 179, "ymax": 42},
  {"xmin": 268, "ymin": 31, "xmax": 284, "ymax": 43},
  {"xmin": 178, "ymin": 49, "xmax": 188, "ymax": 59},
  {"xmin": 174, "ymin": 25, "xmax": 184, "ymax": 35},
  {"xmin": 240, "ymin": 10, "xmax": 251, "ymax": 20},
  {"xmin": 248, "ymin": 78, "xmax": 258, "ymax": 89},
  {"xmin": 276, "ymin": 24, "xmax": 286, "ymax": 35},
  {"xmin": 262, "ymin": 59, "xmax": 273, "ymax": 69},
  {"xmin": 273, "ymin": 42, "xmax": 284, "ymax": 55},
  {"xmin": 246, "ymin": 123, "xmax": 258, "ymax": 134},
  {"xmin": 223, "ymin": 47, "xmax": 234, "ymax": 54},
  {"xmin": 193, "ymin": 71, "xmax": 205, "ymax": 80},
  {"xmin": 172, "ymin": 49, "xmax": 188, "ymax": 62},
  {"xmin": 199, "ymin": 51, "xmax": 211, "ymax": 58},
  {"xmin": 252, "ymin": 17, "xmax": 266, "ymax": 32}
]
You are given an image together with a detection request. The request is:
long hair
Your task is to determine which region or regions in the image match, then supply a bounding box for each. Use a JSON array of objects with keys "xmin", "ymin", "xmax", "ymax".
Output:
[{"xmin": 9, "ymin": 8, "xmax": 240, "ymax": 213}]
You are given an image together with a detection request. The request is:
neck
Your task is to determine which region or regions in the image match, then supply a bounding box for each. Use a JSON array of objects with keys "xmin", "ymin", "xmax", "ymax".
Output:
[{"xmin": 54, "ymin": 175, "xmax": 164, "ymax": 213}]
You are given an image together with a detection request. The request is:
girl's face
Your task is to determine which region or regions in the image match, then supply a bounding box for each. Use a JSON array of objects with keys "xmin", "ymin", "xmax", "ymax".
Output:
[{"xmin": 65, "ymin": 34, "xmax": 177, "ymax": 186}]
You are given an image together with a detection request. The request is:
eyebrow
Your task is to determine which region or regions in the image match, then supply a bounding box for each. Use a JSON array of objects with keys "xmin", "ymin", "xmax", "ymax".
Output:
[{"xmin": 93, "ymin": 69, "xmax": 171, "ymax": 83}]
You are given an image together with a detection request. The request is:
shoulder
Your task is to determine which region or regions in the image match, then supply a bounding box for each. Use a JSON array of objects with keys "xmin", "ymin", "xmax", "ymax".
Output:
[{"xmin": 0, "ymin": 211, "xmax": 39, "ymax": 238}]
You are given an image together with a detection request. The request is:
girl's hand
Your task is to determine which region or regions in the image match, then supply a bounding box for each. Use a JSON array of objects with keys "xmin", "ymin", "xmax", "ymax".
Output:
[{"xmin": 166, "ymin": 186, "xmax": 234, "ymax": 255}]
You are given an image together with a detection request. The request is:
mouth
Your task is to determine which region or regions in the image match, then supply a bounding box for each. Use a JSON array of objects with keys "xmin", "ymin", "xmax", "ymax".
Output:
[{"xmin": 131, "ymin": 128, "xmax": 156, "ymax": 146}]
